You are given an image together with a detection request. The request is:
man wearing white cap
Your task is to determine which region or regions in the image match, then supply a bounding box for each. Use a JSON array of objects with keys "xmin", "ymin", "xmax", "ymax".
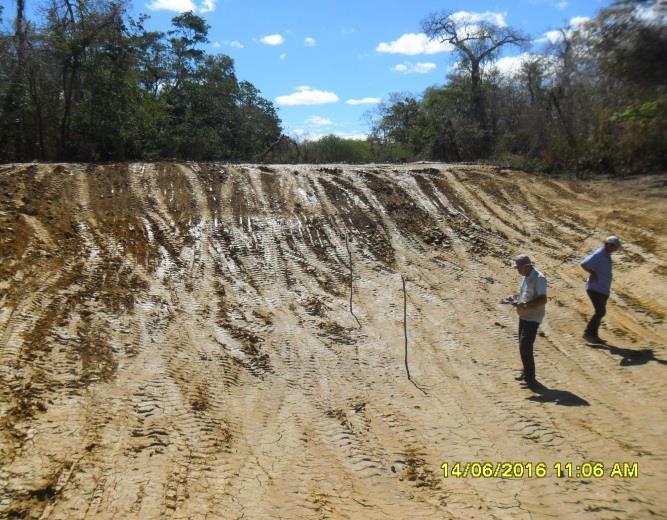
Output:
[
  {"xmin": 580, "ymin": 236, "xmax": 622, "ymax": 344},
  {"xmin": 506, "ymin": 254, "xmax": 548, "ymax": 388}
]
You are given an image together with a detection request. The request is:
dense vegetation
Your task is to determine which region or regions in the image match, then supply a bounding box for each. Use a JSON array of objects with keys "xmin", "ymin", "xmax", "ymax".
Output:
[
  {"xmin": 0, "ymin": 2, "xmax": 281, "ymax": 161},
  {"xmin": 1, "ymin": 0, "xmax": 665, "ymax": 174},
  {"xmin": 294, "ymin": 0, "xmax": 667, "ymax": 174}
]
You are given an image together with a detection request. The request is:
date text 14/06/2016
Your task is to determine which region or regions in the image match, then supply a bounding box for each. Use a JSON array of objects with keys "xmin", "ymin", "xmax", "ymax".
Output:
[{"xmin": 441, "ymin": 462, "xmax": 638, "ymax": 479}]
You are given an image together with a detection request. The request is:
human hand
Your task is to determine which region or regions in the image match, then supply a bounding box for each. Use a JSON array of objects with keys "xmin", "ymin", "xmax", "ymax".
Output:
[{"xmin": 589, "ymin": 272, "xmax": 598, "ymax": 281}]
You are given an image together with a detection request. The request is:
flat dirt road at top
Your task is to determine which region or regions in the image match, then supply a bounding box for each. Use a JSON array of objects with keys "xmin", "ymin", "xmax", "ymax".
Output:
[{"xmin": 0, "ymin": 163, "xmax": 665, "ymax": 519}]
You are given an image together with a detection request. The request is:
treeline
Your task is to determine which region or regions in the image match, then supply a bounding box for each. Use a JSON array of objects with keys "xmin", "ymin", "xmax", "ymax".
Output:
[
  {"xmin": 364, "ymin": 0, "xmax": 667, "ymax": 174},
  {"xmin": 0, "ymin": 2, "xmax": 281, "ymax": 161},
  {"xmin": 1, "ymin": 0, "xmax": 665, "ymax": 172},
  {"xmin": 280, "ymin": 1, "xmax": 666, "ymax": 174}
]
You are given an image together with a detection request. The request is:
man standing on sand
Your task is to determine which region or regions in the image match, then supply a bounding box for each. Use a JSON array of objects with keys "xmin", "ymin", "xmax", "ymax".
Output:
[
  {"xmin": 580, "ymin": 236, "xmax": 622, "ymax": 344},
  {"xmin": 507, "ymin": 254, "xmax": 548, "ymax": 389}
]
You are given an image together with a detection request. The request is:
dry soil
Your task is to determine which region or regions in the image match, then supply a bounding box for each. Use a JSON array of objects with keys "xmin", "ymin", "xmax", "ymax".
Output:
[{"xmin": 0, "ymin": 163, "xmax": 665, "ymax": 519}]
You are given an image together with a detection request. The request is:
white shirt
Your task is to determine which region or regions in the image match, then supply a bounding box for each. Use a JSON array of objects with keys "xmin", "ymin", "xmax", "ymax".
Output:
[{"xmin": 517, "ymin": 267, "xmax": 547, "ymax": 323}]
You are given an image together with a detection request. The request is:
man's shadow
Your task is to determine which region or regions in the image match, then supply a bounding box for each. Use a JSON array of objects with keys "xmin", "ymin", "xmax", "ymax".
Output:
[
  {"xmin": 588, "ymin": 342, "xmax": 667, "ymax": 366},
  {"xmin": 525, "ymin": 381, "xmax": 590, "ymax": 406}
]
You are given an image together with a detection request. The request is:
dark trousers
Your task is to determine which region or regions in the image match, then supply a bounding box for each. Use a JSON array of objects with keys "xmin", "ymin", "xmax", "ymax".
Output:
[
  {"xmin": 585, "ymin": 289, "xmax": 608, "ymax": 337},
  {"xmin": 518, "ymin": 319, "xmax": 539, "ymax": 381}
]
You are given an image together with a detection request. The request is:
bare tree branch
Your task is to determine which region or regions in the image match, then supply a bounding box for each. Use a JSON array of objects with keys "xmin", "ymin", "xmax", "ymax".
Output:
[{"xmin": 421, "ymin": 11, "xmax": 529, "ymax": 141}]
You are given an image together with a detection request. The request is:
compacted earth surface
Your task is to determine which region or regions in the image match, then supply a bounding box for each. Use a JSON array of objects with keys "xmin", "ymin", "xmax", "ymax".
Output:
[{"xmin": 0, "ymin": 162, "xmax": 665, "ymax": 519}]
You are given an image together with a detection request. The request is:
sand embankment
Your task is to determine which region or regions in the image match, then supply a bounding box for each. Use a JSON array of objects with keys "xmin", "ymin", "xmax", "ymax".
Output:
[{"xmin": 1, "ymin": 163, "xmax": 665, "ymax": 518}]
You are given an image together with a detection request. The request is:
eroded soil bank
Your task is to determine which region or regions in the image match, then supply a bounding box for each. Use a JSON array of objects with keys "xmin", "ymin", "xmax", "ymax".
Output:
[{"xmin": 1, "ymin": 163, "xmax": 666, "ymax": 519}]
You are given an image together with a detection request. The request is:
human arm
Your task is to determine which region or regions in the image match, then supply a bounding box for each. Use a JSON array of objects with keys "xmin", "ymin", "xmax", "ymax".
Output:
[
  {"xmin": 515, "ymin": 294, "xmax": 547, "ymax": 310},
  {"xmin": 515, "ymin": 275, "xmax": 547, "ymax": 309},
  {"xmin": 581, "ymin": 264, "xmax": 598, "ymax": 280},
  {"xmin": 581, "ymin": 253, "xmax": 599, "ymax": 280}
]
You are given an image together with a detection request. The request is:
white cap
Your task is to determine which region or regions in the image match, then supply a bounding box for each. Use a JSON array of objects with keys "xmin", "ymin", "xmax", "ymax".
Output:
[{"xmin": 605, "ymin": 236, "xmax": 622, "ymax": 248}]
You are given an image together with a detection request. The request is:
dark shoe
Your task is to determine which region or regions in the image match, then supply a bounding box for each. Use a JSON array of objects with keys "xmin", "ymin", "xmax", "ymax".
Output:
[
  {"xmin": 523, "ymin": 379, "xmax": 538, "ymax": 389},
  {"xmin": 515, "ymin": 373, "xmax": 525, "ymax": 381}
]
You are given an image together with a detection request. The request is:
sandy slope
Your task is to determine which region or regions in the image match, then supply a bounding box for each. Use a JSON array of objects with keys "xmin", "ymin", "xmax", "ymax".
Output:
[{"xmin": 0, "ymin": 162, "xmax": 665, "ymax": 519}]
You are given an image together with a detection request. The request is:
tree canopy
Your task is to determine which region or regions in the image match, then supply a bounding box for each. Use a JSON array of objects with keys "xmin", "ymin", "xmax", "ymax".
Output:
[
  {"xmin": 1, "ymin": 0, "xmax": 665, "ymax": 174},
  {"xmin": 366, "ymin": 1, "xmax": 666, "ymax": 174},
  {"xmin": 0, "ymin": 2, "xmax": 281, "ymax": 161}
]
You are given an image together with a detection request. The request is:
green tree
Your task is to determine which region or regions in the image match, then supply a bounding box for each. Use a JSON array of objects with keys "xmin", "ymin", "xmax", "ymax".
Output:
[
  {"xmin": 235, "ymin": 81, "xmax": 282, "ymax": 160},
  {"xmin": 376, "ymin": 94, "xmax": 425, "ymax": 161},
  {"xmin": 301, "ymin": 135, "xmax": 372, "ymax": 163}
]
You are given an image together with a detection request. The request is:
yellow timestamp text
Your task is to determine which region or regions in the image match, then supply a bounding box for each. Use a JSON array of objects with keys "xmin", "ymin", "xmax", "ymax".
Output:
[{"xmin": 440, "ymin": 462, "xmax": 638, "ymax": 479}]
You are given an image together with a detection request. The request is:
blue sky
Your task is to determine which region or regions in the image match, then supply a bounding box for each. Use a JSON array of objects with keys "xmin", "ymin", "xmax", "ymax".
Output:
[{"xmin": 3, "ymin": 0, "xmax": 613, "ymax": 140}]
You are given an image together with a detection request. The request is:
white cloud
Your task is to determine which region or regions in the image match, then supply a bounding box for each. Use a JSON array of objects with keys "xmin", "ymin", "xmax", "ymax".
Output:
[
  {"xmin": 450, "ymin": 10, "xmax": 508, "ymax": 28},
  {"xmin": 334, "ymin": 131, "xmax": 368, "ymax": 140},
  {"xmin": 217, "ymin": 40, "xmax": 244, "ymax": 49},
  {"xmin": 569, "ymin": 16, "xmax": 590, "ymax": 27},
  {"xmin": 260, "ymin": 34, "xmax": 285, "ymax": 46},
  {"xmin": 393, "ymin": 62, "xmax": 437, "ymax": 74},
  {"xmin": 346, "ymin": 97, "xmax": 381, "ymax": 105},
  {"xmin": 199, "ymin": 0, "xmax": 215, "ymax": 13},
  {"xmin": 634, "ymin": 3, "xmax": 667, "ymax": 24},
  {"xmin": 279, "ymin": 53, "xmax": 287, "ymax": 60},
  {"xmin": 276, "ymin": 86, "xmax": 340, "ymax": 106},
  {"xmin": 304, "ymin": 37, "xmax": 316, "ymax": 47},
  {"xmin": 535, "ymin": 29, "xmax": 564, "ymax": 44},
  {"xmin": 376, "ymin": 33, "xmax": 451, "ymax": 55},
  {"xmin": 291, "ymin": 128, "xmax": 309, "ymax": 139},
  {"xmin": 486, "ymin": 53, "xmax": 559, "ymax": 77},
  {"xmin": 147, "ymin": 0, "xmax": 196, "ymax": 12},
  {"xmin": 489, "ymin": 53, "xmax": 534, "ymax": 76},
  {"xmin": 291, "ymin": 129, "xmax": 367, "ymax": 142},
  {"xmin": 146, "ymin": 0, "xmax": 215, "ymax": 12},
  {"xmin": 291, "ymin": 128, "xmax": 328, "ymax": 141},
  {"xmin": 536, "ymin": 16, "xmax": 591, "ymax": 44},
  {"xmin": 306, "ymin": 116, "xmax": 333, "ymax": 125}
]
